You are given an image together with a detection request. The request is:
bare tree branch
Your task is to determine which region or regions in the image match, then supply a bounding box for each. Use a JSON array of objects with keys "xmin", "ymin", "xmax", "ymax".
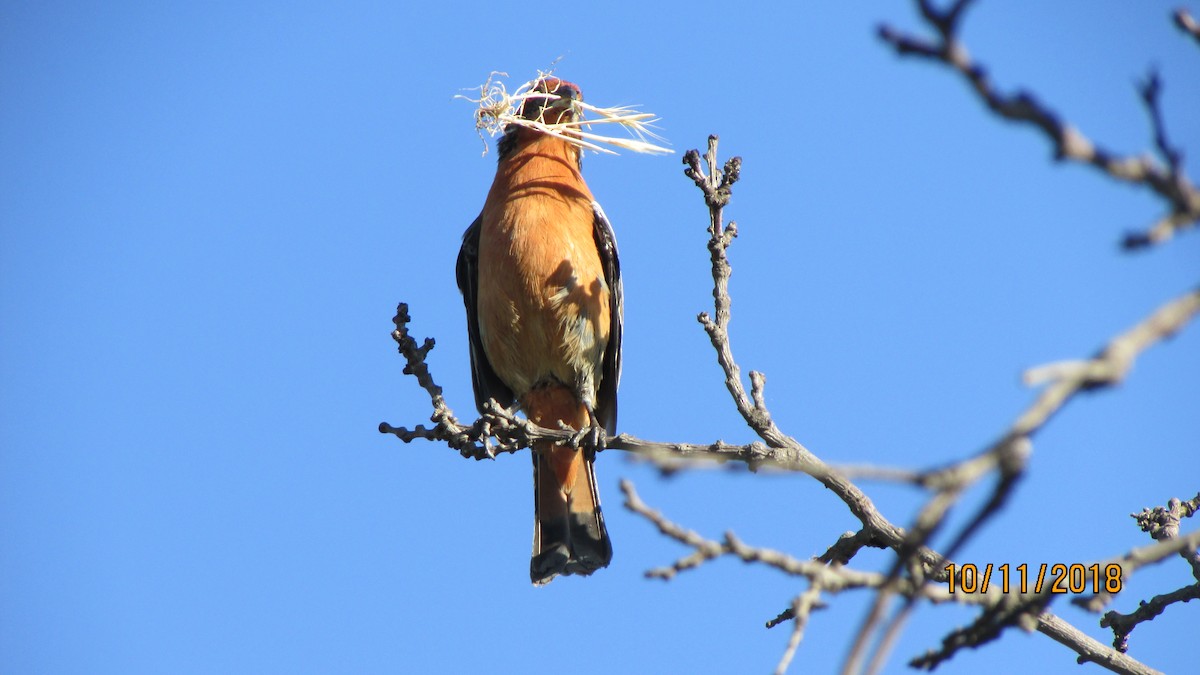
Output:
[
  {"xmin": 879, "ymin": 0, "xmax": 1200, "ymax": 249},
  {"xmin": 665, "ymin": 132, "xmax": 1198, "ymax": 673},
  {"xmin": 378, "ymin": 303, "xmax": 815, "ymax": 463},
  {"xmin": 775, "ymin": 587, "xmax": 824, "ymax": 675},
  {"xmin": 625, "ymin": 474, "xmax": 1197, "ymax": 674},
  {"xmin": 623, "ymin": 479, "xmax": 924, "ymax": 597},
  {"xmin": 1032, "ymin": 613, "xmax": 1163, "ymax": 675},
  {"xmin": 914, "ymin": 530, "xmax": 1200, "ymax": 672},
  {"xmin": 680, "ymin": 137, "xmax": 942, "ymax": 579},
  {"xmin": 1099, "ymin": 583, "xmax": 1200, "ymax": 654},
  {"xmin": 1131, "ymin": 493, "xmax": 1200, "ymax": 581},
  {"xmin": 1018, "ymin": 289, "xmax": 1200, "ymax": 432},
  {"xmin": 1078, "ymin": 494, "xmax": 1200, "ymax": 652},
  {"xmin": 1074, "ymin": 529, "xmax": 1200, "ymax": 615}
]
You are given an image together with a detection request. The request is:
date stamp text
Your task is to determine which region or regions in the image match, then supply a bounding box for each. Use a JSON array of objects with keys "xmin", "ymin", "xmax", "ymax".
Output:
[{"xmin": 944, "ymin": 563, "xmax": 1123, "ymax": 594}]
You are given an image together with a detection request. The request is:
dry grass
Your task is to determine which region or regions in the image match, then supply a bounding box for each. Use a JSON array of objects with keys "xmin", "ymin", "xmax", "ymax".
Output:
[{"xmin": 456, "ymin": 70, "xmax": 671, "ymax": 156}]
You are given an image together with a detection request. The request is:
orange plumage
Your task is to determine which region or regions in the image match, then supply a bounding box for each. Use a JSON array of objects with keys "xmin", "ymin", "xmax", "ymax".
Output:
[{"xmin": 457, "ymin": 78, "xmax": 622, "ymax": 585}]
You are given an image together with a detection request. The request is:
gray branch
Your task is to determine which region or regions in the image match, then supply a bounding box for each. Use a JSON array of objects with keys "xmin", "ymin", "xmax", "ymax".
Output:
[{"xmin": 879, "ymin": 0, "xmax": 1200, "ymax": 249}]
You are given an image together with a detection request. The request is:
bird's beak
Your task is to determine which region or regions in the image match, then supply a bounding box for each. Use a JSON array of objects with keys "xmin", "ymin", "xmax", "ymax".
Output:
[
  {"xmin": 547, "ymin": 87, "xmax": 581, "ymax": 116},
  {"xmin": 549, "ymin": 91, "xmax": 577, "ymax": 107}
]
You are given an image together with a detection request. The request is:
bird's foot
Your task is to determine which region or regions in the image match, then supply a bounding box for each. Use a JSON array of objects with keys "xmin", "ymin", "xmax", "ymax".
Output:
[{"xmin": 565, "ymin": 412, "xmax": 607, "ymax": 453}]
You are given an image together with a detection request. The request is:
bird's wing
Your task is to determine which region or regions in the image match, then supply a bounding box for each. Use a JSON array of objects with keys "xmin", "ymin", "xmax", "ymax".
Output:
[
  {"xmin": 591, "ymin": 201, "xmax": 622, "ymax": 433},
  {"xmin": 457, "ymin": 214, "xmax": 515, "ymax": 414}
]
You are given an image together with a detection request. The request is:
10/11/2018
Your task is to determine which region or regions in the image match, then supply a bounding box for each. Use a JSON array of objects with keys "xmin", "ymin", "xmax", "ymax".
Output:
[{"xmin": 944, "ymin": 563, "xmax": 1124, "ymax": 594}]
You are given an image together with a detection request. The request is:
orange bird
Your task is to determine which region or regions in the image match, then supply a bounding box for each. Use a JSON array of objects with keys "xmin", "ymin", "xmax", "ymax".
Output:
[{"xmin": 457, "ymin": 78, "xmax": 622, "ymax": 585}]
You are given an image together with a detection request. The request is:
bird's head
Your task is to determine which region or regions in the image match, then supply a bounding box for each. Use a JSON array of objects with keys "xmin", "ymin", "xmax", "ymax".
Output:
[{"xmin": 519, "ymin": 77, "xmax": 583, "ymax": 125}]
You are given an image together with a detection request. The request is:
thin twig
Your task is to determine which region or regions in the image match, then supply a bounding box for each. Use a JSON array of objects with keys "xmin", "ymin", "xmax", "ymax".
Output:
[
  {"xmin": 1131, "ymin": 493, "xmax": 1200, "ymax": 581},
  {"xmin": 1099, "ymin": 583, "xmax": 1200, "ymax": 653},
  {"xmin": 774, "ymin": 587, "xmax": 823, "ymax": 675}
]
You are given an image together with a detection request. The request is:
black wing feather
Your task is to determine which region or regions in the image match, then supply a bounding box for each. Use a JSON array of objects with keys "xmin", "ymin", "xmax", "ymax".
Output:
[
  {"xmin": 591, "ymin": 202, "xmax": 623, "ymax": 433},
  {"xmin": 457, "ymin": 215, "xmax": 515, "ymax": 414}
]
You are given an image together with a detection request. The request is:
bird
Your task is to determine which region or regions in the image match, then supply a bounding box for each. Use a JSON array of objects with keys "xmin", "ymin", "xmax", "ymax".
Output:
[{"xmin": 456, "ymin": 77, "xmax": 622, "ymax": 585}]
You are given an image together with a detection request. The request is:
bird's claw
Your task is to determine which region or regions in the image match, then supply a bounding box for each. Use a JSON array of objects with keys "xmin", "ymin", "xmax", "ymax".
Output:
[
  {"xmin": 587, "ymin": 421, "xmax": 606, "ymax": 452},
  {"xmin": 582, "ymin": 405, "xmax": 608, "ymax": 452},
  {"xmin": 567, "ymin": 417, "xmax": 607, "ymax": 453}
]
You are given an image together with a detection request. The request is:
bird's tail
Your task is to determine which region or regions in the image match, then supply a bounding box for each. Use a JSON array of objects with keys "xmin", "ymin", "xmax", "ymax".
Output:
[{"xmin": 525, "ymin": 390, "xmax": 612, "ymax": 586}]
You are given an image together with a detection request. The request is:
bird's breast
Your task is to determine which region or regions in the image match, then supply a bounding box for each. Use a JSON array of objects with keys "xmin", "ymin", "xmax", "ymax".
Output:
[{"xmin": 476, "ymin": 143, "xmax": 611, "ymax": 399}]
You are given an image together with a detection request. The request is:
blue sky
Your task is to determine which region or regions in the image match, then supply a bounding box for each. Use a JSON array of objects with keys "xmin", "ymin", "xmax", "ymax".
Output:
[{"xmin": 2, "ymin": 1, "xmax": 1197, "ymax": 673}]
